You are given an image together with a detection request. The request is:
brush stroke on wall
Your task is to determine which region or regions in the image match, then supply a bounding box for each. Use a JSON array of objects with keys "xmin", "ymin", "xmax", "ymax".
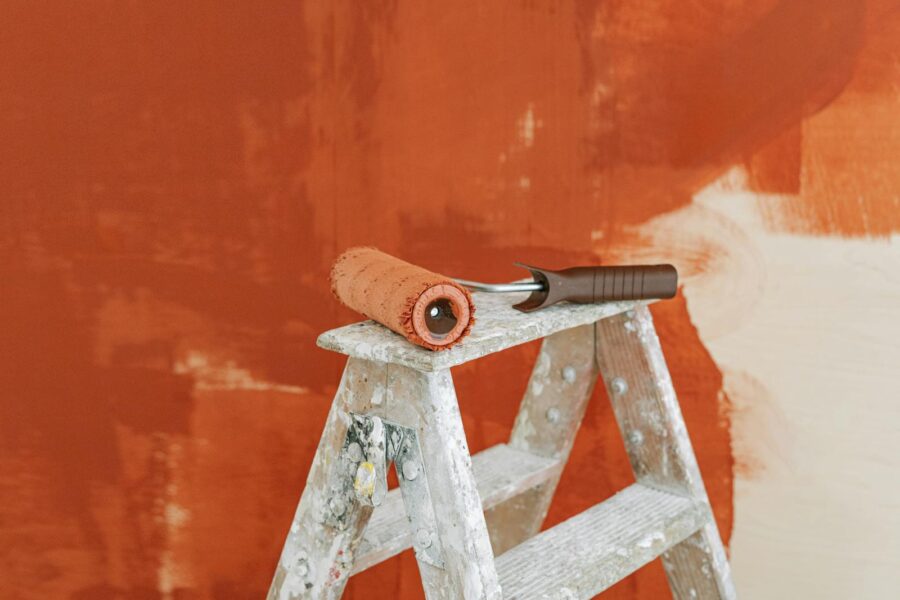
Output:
[{"xmin": 1, "ymin": 1, "xmax": 898, "ymax": 598}]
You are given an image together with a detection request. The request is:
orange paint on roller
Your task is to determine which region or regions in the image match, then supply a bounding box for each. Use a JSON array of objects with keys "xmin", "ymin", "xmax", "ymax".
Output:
[{"xmin": 330, "ymin": 247, "xmax": 475, "ymax": 350}]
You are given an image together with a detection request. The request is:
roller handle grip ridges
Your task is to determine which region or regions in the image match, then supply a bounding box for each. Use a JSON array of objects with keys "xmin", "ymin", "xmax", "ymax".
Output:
[{"xmin": 513, "ymin": 264, "xmax": 678, "ymax": 312}]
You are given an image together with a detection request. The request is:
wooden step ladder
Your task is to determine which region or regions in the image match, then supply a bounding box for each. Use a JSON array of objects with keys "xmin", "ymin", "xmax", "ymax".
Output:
[{"xmin": 268, "ymin": 291, "xmax": 737, "ymax": 599}]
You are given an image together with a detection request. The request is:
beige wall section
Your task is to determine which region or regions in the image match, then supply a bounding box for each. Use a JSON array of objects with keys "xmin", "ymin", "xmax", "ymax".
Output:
[{"xmin": 626, "ymin": 170, "xmax": 900, "ymax": 598}]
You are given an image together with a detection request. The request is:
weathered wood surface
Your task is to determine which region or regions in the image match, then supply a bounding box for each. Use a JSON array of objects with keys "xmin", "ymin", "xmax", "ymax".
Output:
[
  {"xmin": 317, "ymin": 289, "xmax": 644, "ymax": 371},
  {"xmin": 384, "ymin": 365, "xmax": 502, "ymax": 599},
  {"xmin": 273, "ymin": 298, "xmax": 737, "ymax": 599},
  {"xmin": 487, "ymin": 323, "xmax": 598, "ymax": 554},
  {"xmin": 267, "ymin": 358, "xmax": 388, "ymax": 600},
  {"xmin": 495, "ymin": 484, "xmax": 709, "ymax": 599},
  {"xmin": 595, "ymin": 306, "xmax": 737, "ymax": 599},
  {"xmin": 351, "ymin": 443, "xmax": 560, "ymax": 574}
]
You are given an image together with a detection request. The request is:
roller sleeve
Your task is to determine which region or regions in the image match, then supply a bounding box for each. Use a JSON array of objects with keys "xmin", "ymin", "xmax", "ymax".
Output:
[{"xmin": 329, "ymin": 247, "xmax": 475, "ymax": 350}]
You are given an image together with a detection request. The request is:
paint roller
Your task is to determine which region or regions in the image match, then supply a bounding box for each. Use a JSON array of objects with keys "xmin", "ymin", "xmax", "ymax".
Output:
[
  {"xmin": 330, "ymin": 247, "xmax": 677, "ymax": 351},
  {"xmin": 330, "ymin": 247, "xmax": 475, "ymax": 351}
]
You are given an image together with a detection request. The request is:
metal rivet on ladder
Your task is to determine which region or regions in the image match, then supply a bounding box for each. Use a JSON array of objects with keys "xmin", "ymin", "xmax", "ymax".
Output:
[
  {"xmin": 329, "ymin": 496, "xmax": 347, "ymax": 517},
  {"xmin": 294, "ymin": 561, "xmax": 309, "ymax": 577},
  {"xmin": 294, "ymin": 558, "xmax": 309, "ymax": 577},
  {"xmin": 610, "ymin": 377, "xmax": 628, "ymax": 396},
  {"xmin": 561, "ymin": 365, "xmax": 577, "ymax": 384},
  {"xmin": 346, "ymin": 442, "xmax": 363, "ymax": 462},
  {"xmin": 402, "ymin": 459, "xmax": 420, "ymax": 481},
  {"xmin": 545, "ymin": 407, "xmax": 561, "ymax": 424},
  {"xmin": 627, "ymin": 429, "xmax": 644, "ymax": 447},
  {"xmin": 415, "ymin": 528, "xmax": 433, "ymax": 549}
]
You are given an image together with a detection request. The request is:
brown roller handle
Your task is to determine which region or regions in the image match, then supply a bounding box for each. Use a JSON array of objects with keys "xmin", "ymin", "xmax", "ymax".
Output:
[{"xmin": 512, "ymin": 263, "xmax": 678, "ymax": 312}]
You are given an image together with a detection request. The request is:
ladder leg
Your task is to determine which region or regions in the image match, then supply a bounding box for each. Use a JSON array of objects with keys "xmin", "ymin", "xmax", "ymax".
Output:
[
  {"xmin": 487, "ymin": 324, "xmax": 598, "ymax": 554},
  {"xmin": 268, "ymin": 358, "xmax": 387, "ymax": 600},
  {"xmin": 594, "ymin": 306, "xmax": 737, "ymax": 600},
  {"xmin": 386, "ymin": 365, "xmax": 502, "ymax": 600}
]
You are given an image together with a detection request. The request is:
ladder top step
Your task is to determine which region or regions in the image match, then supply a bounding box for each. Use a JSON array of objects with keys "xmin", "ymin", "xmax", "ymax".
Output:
[{"xmin": 318, "ymin": 289, "xmax": 648, "ymax": 371}]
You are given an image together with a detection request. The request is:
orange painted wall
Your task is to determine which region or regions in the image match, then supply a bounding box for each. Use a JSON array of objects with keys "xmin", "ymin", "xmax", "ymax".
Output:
[{"xmin": 1, "ymin": 1, "xmax": 897, "ymax": 598}]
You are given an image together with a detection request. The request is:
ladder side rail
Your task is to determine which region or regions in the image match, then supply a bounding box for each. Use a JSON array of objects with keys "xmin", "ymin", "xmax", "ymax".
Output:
[
  {"xmin": 386, "ymin": 364, "xmax": 502, "ymax": 600},
  {"xmin": 490, "ymin": 324, "xmax": 598, "ymax": 554},
  {"xmin": 268, "ymin": 358, "xmax": 388, "ymax": 600},
  {"xmin": 594, "ymin": 306, "xmax": 737, "ymax": 600}
]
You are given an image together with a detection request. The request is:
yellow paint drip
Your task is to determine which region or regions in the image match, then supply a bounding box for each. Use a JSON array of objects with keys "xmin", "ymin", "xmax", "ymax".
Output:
[{"xmin": 354, "ymin": 462, "xmax": 376, "ymax": 497}]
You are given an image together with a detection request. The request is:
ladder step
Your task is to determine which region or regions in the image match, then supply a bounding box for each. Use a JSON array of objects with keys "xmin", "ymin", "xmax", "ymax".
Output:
[
  {"xmin": 318, "ymin": 291, "xmax": 645, "ymax": 372},
  {"xmin": 352, "ymin": 443, "xmax": 560, "ymax": 574},
  {"xmin": 496, "ymin": 484, "xmax": 710, "ymax": 599}
]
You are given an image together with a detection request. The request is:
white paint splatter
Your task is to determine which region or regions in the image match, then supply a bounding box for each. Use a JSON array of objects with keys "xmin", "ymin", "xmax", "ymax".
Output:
[
  {"xmin": 174, "ymin": 351, "xmax": 307, "ymax": 393},
  {"xmin": 156, "ymin": 441, "xmax": 191, "ymax": 600},
  {"xmin": 517, "ymin": 103, "xmax": 538, "ymax": 148},
  {"xmin": 637, "ymin": 530, "xmax": 666, "ymax": 549}
]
